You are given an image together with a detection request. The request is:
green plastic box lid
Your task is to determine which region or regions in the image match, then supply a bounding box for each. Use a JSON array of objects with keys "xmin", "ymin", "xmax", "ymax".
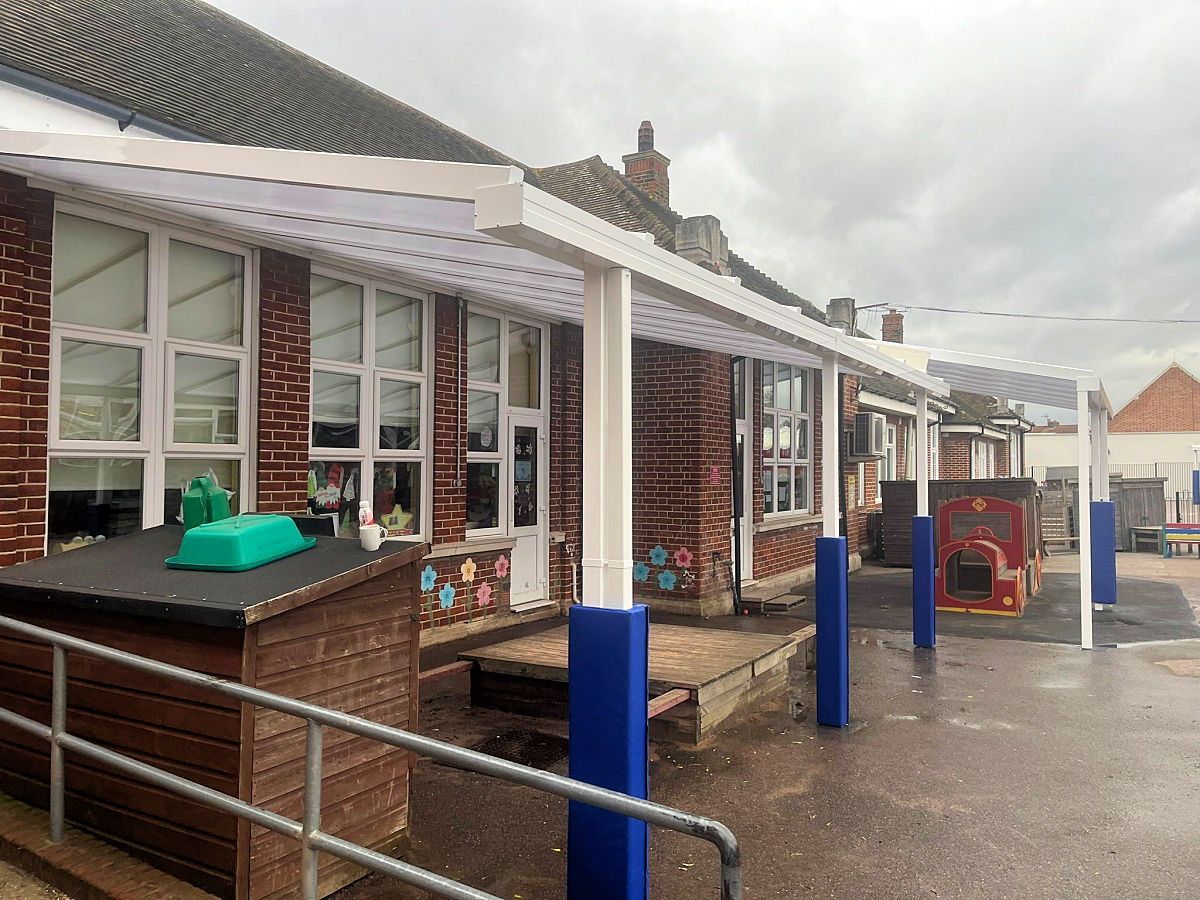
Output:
[{"xmin": 166, "ymin": 514, "xmax": 316, "ymax": 572}]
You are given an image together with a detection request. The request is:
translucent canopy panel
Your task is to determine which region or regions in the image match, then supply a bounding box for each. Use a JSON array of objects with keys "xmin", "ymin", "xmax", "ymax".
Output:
[{"xmin": 0, "ymin": 131, "xmax": 946, "ymax": 392}]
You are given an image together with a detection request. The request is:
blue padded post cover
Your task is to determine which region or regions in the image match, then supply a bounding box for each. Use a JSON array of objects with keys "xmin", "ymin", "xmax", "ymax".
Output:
[
  {"xmin": 815, "ymin": 536, "xmax": 849, "ymax": 727},
  {"xmin": 567, "ymin": 603, "xmax": 649, "ymax": 900},
  {"xmin": 912, "ymin": 515, "xmax": 936, "ymax": 647},
  {"xmin": 1193, "ymin": 469, "xmax": 1199, "ymax": 501},
  {"xmin": 1091, "ymin": 501, "xmax": 1118, "ymax": 605}
]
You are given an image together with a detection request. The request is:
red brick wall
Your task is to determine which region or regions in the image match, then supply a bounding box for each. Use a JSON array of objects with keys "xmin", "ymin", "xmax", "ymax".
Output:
[
  {"xmin": 997, "ymin": 436, "xmax": 1011, "ymax": 477},
  {"xmin": 417, "ymin": 547, "xmax": 509, "ymax": 630},
  {"xmin": 256, "ymin": 249, "xmax": 310, "ymax": 513},
  {"xmin": 631, "ymin": 340, "xmax": 732, "ymax": 605},
  {"xmin": 940, "ymin": 434, "xmax": 972, "ymax": 479},
  {"xmin": 0, "ymin": 174, "xmax": 52, "ymax": 566},
  {"xmin": 1111, "ymin": 363, "xmax": 1200, "ymax": 432},
  {"xmin": 432, "ymin": 295, "xmax": 467, "ymax": 545},
  {"xmin": 549, "ymin": 322, "xmax": 583, "ymax": 606}
]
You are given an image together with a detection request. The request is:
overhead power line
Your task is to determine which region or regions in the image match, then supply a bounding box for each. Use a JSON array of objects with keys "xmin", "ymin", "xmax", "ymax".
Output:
[{"xmin": 861, "ymin": 303, "xmax": 1200, "ymax": 325}]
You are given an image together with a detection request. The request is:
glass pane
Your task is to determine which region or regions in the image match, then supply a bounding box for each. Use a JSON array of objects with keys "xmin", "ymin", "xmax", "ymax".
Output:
[
  {"xmin": 307, "ymin": 460, "xmax": 362, "ymax": 537},
  {"xmin": 795, "ymin": 417, "xmax": 809, "ymax": 461},
  {"xmin": 795, "ymin": 368, "xmax": 808, "ymax": 412},
  {"xmin": 761, "ymin": 361, "xmax": 774, "ymax": 408},
  {"xmin": 375, "ymin": 291, "xmax": 423, "ymax": 371},
  {"xmin": 777, "ymin": 467, "xmax": 793, "ymax": 513},
  {"xmin": 467, "ymin": 313, "xmax": 500, "ymax": 383},
  {"xmin": 796, "ymin": 465, "xmax": 808, "ymax": 511},
  {"xmin": 312, "ymin": 371, "xmax": 360, "ymax": 448},
  {"xmin": 310, "ymin": 274, "xmax": 363, "ymax": 362},
  {"xmin": 732, "ymin": 360, "xmax": 746, "ymax": 421},
  {"xmin": 59, "ymin": 340, "xmax": 141, "ymax": 442},
  {"xmin": 168, "ymin": 240, "xmax": 244, "ymax": 345},
  {"xmin": 508, "ymin": 322, "xmax": 541, "ymax": 409},
  {"xmin": 163, "ymin": 458, "xmax": 240, "ymax": 524},
  {"xmin": 466, "ymin": 462, "xmax": 500, "ymax": 530},
  {"xmin": 467, "ymin": 389, "xmax": 499, "ymax": 452},
  {"xmin": 513, "ymin": 424, "xmax": 538, "ymax": 527},
  {"xmin": 762, "ymin": 465, "xmax": 774, "ymax": 515},
  {"xmin": 778, "ymin": 414, "xmax": 792, "ymax": 460},
  {"xmin": 173, "ymin": 354, "xmax": 239, "ymax": 445},
  {"xmin": 776, "ymin": 364, "xmax": 791, "ymax": 411},
  {"xmin": 762, "ymin": 412, "xmax": 774, "ymax": 460},
  {"xmin": 373, "ymin": 461, "xmax": 420, "ymax": 535},
  {"xmin": 379, "ymin": 379, "xmax": 420, "ymax": 450},
  {"xmin": 47, "ymin": 457, "xmax": 142, "ymax": 552},
  {"xmin": 52, "ymin": 213, "xmax": 148, "ymax": 332}
]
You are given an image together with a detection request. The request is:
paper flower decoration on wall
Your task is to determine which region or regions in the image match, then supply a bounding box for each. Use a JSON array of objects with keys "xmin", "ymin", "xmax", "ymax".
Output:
[
  {"xmin": 495, "ymin": 554, "xmax": 510, "ymax": 578},
  {"xmin": 632, "ymin": 561, "xmax": 650, "ymax": 583},
  {"xmin": 649, "ymin": 545, "xmax": 668, "ymax": 567},
  {"xmin": 674, "ymin": 547, "xmax": 693, "ymax": 568},
  {"xmin": 476, "ymin": 582, "xmax": 493, "ymax": 607},
  {"xmin": 438, "ymin": 583, "xmax": 456, "ymax": 609},
  {"xmin": 460, "ymin": 558, "xmax": 477, "ymax": 583},
  {"xmin": 657, "ymin": 569, "xmax": 677, "ymax": 591},
  {"xmin": 420, "ymin": 564, "xmax": 437, "ymax": 592}
]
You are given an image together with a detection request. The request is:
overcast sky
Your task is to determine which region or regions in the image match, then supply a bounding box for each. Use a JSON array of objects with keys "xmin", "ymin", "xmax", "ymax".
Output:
[{"xmin": 206, "ymin": 0, "xmax": 1200, "ymax": 420}]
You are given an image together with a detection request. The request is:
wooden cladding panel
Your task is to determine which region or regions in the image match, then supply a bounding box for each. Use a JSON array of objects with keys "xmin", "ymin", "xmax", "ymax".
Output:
[
  {"xmin": 0, "ymin": 604, "xmax": 243, "ymax": 897},
  {"xmin": 248, "ymin": 571, "xmax": 416, "ymax": 899}
]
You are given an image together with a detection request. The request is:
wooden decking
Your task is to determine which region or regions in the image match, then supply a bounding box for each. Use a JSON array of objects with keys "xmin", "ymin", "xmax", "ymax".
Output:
[{"xmin": 460, "ymin": 623, "xmax": 812, "ymax": 745}]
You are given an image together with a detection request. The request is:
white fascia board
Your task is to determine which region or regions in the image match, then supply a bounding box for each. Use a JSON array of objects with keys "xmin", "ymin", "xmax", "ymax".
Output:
[
  {"xmin": 859, "ymin": 391, "xmax": 944, "ymax": 423},
  {"xmin": 0, "ymin": 129, "xmax": 523, "ymax": 201},
  {"xmin": 475, "ymin": 181, "xmax": 949, "ymax": 396},
  {"xmin": 940, "ymin": 423, "xmax": 1009, "ymax": 440}
]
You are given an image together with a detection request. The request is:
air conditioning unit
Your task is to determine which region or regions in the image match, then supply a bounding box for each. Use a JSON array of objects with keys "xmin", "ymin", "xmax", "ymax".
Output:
[{"xmin": 852, "ymin": 412, "xmax": 886, "ymax": 458}]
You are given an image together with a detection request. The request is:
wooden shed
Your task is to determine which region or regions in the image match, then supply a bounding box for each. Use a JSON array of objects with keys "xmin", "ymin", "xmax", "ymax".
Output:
[
  {"xmin": 0, "ymin": 525, "xmax": 426, "ymax": 900},
  {"xmin": 880, "ymin": 478, "xmax": 1042, "ymax": 572}
]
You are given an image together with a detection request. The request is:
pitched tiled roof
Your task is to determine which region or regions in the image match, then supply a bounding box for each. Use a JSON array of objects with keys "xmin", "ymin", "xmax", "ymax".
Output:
[
  {"xmin": 536, "ymin": 156, "xmax": 825, "ymax": 323},
  {"xmin": 0, "ymin": 0, "xmax": 536, "ymax": 180},
  {"xmin": 944, "ymin": 390, "xmax": 1023, "ymax": 425},
  {"xmin": 860, "ymin": 377, "xmax": 914, "ymax": 404}
]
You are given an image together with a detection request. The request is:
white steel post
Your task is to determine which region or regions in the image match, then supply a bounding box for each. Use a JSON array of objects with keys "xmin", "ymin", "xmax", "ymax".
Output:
[
  {"xmin": 915, "ymin": 388, "xmax": 929, "ymax": 517},
  {"xmin": 821, "ymin": 354, "xmax": 840, "ymax": 536},
  {"xmin": 1077, "ymin": 385, "xmax": 1093, "ymax": 649},
  {"xmin": 581, "ymin": 263, "xmax": 633, "ymax": 610}
]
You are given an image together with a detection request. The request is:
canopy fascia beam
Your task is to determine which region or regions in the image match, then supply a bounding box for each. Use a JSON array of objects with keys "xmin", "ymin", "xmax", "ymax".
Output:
[{"xmin": 475, "ymin": 182, "xmax": 949, "ymax": 397}]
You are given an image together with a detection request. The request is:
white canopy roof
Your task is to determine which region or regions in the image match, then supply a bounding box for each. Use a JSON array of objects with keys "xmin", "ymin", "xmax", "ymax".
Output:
[
  {"xmin": 0, "ymin": 130, "xmax": 947, "ymax": 395},
  {"xmin": 855, "ymin": 338, "xmax": 1111, "ymax": 413}
]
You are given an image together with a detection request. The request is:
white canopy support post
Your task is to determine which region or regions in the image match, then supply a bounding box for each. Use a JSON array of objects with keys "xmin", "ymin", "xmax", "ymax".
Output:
[
  {"xmin": 915, "ymin": 388, "xmax": 930, "ymax": 517},
  {"xmin": 580, "ymin": 263, "xmax": 633, "ymax": 609},
  {"xmin": 1077, "ymin": 383, "xmax": 1094, "ymax": 649},
  {"xmin": 1098, "ymin": 404, "xmax": 1110, "ymax": 500},
  {"xmin": 821, "ymin": 353, "xmax": 841, "ymax": 537},
  {"xmin": 1090, "ymin": 402, "xmax": 1105, "ymax": 502}
]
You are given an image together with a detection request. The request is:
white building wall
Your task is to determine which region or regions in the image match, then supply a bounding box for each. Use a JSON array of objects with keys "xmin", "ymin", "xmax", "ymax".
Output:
[{"xmin": 1027, "ymin": 431, "xmax": 1200, "ymax": 470}]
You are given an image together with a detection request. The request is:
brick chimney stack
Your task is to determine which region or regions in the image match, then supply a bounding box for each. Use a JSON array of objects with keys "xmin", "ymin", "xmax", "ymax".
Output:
[
  {"xmin": 882, "ymin": 308, "xmax": 904, "ymax": 343},
  {"xmin": 622, "ymin": 120, "xmax": 670, "ymax": 205}
]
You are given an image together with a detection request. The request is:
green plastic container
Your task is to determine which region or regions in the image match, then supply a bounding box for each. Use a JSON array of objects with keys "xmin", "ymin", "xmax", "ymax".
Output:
[
  {"xmin": 166, "ymin": 514, "xmax": 315, "ymax": 572},
  {"xmin": 181, "ymin": 476, "xmax": 233, "ymax": 531}
]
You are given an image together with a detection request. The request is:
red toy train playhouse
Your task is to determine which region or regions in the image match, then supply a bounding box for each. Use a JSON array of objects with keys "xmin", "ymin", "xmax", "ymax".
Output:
[{"xmin": 935, "ymin": 496, "xmax": 1042, "ymax": 616}]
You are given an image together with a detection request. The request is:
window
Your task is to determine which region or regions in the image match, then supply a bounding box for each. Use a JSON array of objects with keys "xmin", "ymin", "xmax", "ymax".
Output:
[
  {"xmin": 465, "ymin": 309, "xmax": 545, "ymax": 535},
  {"xmin": 309, "ymin": 270, "xmax": 428, "ymax": 538},
  {"xmin": 48, "ymin": 206, "xmax": 251, "ymax": 552},
  {"xmin": 884, "ymin": 424, "xmax": 898, "ymax": 494},
  {"xmin": 761, "ymin": 361, "xmax": 812, "ymax": 514}
]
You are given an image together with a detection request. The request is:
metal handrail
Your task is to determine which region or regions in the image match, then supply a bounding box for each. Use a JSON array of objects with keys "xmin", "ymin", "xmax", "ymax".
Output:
[{"xmin": 0, "ymin": 614, "xmax": 742, "ymax": 899}]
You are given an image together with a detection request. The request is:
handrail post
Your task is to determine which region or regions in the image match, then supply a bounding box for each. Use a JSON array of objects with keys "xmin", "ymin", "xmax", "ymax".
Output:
[
  {"xmin": 300, "ymin": 719, "xmax": 323, "ymax": 900},
  {"xmin": 49, "ymin": 645, "xmax": 67, "ymax": 843}
]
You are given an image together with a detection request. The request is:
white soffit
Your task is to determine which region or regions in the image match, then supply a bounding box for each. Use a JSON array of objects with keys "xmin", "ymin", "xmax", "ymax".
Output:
[{"xmin": 0, "ymin": 130, "xmax": 946, "ymax": 392}]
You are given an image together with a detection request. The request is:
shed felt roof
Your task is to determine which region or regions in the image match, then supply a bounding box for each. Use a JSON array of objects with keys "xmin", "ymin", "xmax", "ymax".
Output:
[
  {"xmin": 536, "ymin": 156, "xmax": 826, "ymax": 323},
  {"xmin": 0, "ymin": 0, "xmax": 536, "ymax": 180}
]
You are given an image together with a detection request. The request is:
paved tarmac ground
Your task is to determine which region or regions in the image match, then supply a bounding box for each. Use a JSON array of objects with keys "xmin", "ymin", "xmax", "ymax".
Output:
[
  {"xmin": 0, "ymin": 860, "xmax": 67, "ymax": 899},
  {"xmin": 338, "ymin": 620, "xmax": 1200, "ymax": 898}
]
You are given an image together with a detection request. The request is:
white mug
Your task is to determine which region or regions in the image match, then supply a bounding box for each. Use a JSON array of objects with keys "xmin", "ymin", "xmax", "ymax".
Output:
[{"xmin": 359, "ymin": 524, "xmax": 386, "ymax": 552}]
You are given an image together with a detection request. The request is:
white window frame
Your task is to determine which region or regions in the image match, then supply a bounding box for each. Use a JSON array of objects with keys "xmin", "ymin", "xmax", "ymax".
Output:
[
  {"xmin": 464, "ymin": 304, "xmax": 549, "ymax": 540},
  {"xmin": 761, "ymin": 360, "xmax": 813, "ymax": 516},
  {"xmin": 47, "ymin": 200, "xmax": 254, "ymax": 547},
  {"xmin": 308, "ymin": 265, "xmax": 432, "ymax": 539}
]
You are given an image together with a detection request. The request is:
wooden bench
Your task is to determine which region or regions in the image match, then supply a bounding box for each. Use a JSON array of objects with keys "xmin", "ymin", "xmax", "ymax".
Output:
[
  {"xmin": 1130, "ymin": 525, "xmax": 1162, "ymax": 553},
  {"xmin": 1161, "ymin": 523, "xmax": 1200, "ymax": 558}
]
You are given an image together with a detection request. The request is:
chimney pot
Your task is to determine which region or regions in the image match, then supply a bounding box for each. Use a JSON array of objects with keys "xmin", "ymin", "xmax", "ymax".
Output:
[
  {"xmin": 622, "ymin": 120, "xmax": 671, "ymax": 205},
  {"xmin": 638, "ymin": 120, "xmax": 654, "ymax": 152}
]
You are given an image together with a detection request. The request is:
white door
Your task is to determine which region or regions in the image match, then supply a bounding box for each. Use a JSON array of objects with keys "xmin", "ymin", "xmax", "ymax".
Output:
[{"xmin": 508, "ymin": 413, "xmax": 547, "ymax": 607}]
